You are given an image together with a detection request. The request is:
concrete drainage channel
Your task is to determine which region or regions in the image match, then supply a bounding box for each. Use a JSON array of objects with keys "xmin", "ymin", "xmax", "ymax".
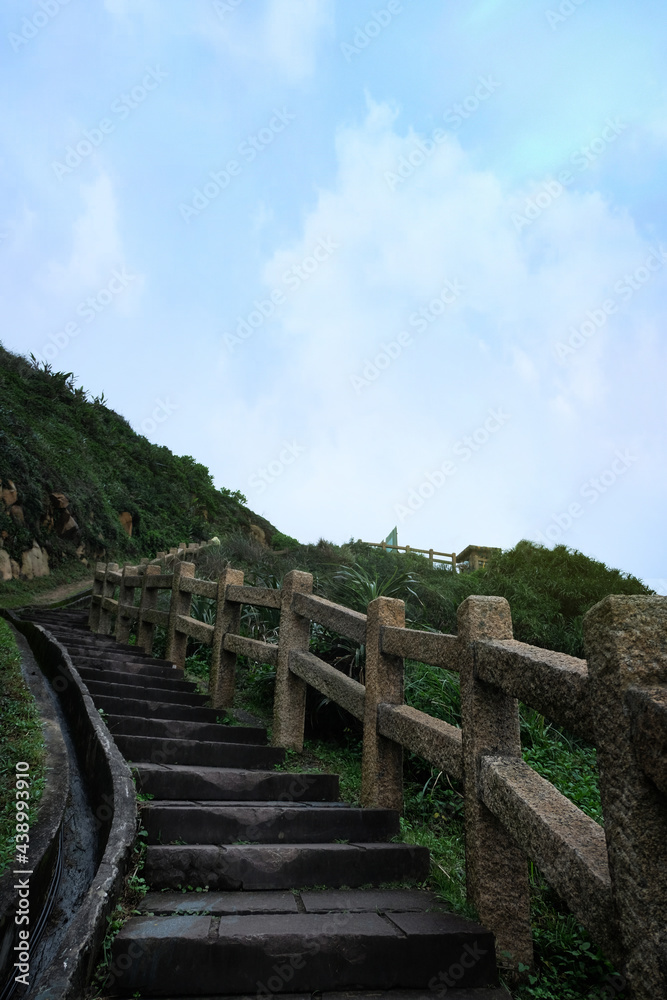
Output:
[
  {"xmin": 0, "ymin": 600, "xmax": 136, "ymax": 1000},
  {"xmin": 1, "ymin": 597, "xmax": 511, "ymax": 1000}
]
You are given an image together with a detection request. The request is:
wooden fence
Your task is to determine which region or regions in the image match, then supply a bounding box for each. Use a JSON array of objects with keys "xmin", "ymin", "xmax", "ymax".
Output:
[
  {"xmin": 88, "ymin": 556, "xmax": 667, "ymax": 1000},
  {"xmin": 361, "ymin": 540, "xmax": 457, "ymax": 569}
]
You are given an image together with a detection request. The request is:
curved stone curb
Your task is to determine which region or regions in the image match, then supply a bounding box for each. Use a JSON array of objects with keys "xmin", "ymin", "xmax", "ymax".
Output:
[
  {"xmin": 0, "ymin": 609, "xmax": 136, "ymax": 1000},
  {"xmin": 0, "ymin": 627, "xmax": 70, "ymax": 996}
]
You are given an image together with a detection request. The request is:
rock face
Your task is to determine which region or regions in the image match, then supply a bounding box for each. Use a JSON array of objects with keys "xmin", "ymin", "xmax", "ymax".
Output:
[
  {"xmin": 1, "ymin": 480, "xmax": 18, "ymax": 507},
  {"xmin": 0, "ymin": 546, "xmax": 12, "ymax": 582},
  {"xmin": 20, "ymin": 541, "xmax": 49, "ymax": 580},
  {"xmin": 50, "ymin": 492, "xmax": 80, "ymax": 540},
  {"xmin": 250, "ymin": 524, "xmax": 267, "ymax": 546},
  {"xmin": 119, "ymin": 511, "xmax": 133, "ymax": 537}
]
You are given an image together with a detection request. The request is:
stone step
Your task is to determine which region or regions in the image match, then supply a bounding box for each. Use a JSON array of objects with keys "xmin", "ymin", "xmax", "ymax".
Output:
[
  {"xmin": 113, "ymin": 733, "xmax": 284, "ymax": 769},
  {"xmin": 84, "ymin": 678, "xmax": 207, "ymax": 705},
  {"xmin": 92, "ymin": 694, "xmax": 228, "ymax": 724},
  {"xmin": 125, "ymin": 991, "xmax": 510, "ymax": 1000},
  {"xmin": 144, "ymin": 842, "xmax": 430, "ymax": 891},
  {"xmin": 132, "ymin": 763, "xmax": 340, "ymax": 802},
  {"xmin": 107, "ymin": 715, "xmax": 267, "ymax": 745},
  {"xmin": 138, "ymin": 887, "xmax": 445, "ymax": 916},
  {"xmin": 108, "ymin": 910, "xmax": 496, "ymax": 995},
  {"xmin": 140, "ymin": 802, "xmax": 400, "ymax": 845},
  {"xmin": 72, "ymin": 656, "xmax": 183, "ymax": 680},
  {"xmin": 77, "ymin": 666, "xmax": 196, "ymax": 693},
  {"xmin": 67, "ymin": 643, "xmax": 172, "ymax": 661}
]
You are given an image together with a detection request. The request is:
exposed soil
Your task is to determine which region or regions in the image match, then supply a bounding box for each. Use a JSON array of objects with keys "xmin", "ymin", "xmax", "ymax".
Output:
[{"xmin": 31, "ymin": 578, "xmax": 93, "ymax": 605}]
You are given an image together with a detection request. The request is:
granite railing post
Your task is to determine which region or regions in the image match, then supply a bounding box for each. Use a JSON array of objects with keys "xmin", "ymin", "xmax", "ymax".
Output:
[
  {"xmin": 97, "ymin": 562, "xmax": 119, "ymax": 636},
  {"xmin": 584, "ymin": 595, "xmax": 667, "ymax": 1000},
  {"xmin": 115, "ymin": 565, "xmax": 139, "ymax": 644},
  {"xmin": 457, "ymin": 595, "xmax": 533, "ymax": 972},
  {"xmin": 361, "ymin": 596, "xmax": 405, "ymax": 811},
  {"xmin": 88, "ymin": 562, "xmax": 106, "ymax": 631},
  {"xmin": 165, "ymin": 560, "xmax": 194, "ymax": 668},
  {"xmin": 137, "ymin": 564, "xmax": 160, "ymax": 654},
  {"xmin": 272, "ymin": 570, "xmax": 313, "ymax": 751},
  {"xmin": 210, "ymin": 566, "xmax": 245, "ymax": 709}
]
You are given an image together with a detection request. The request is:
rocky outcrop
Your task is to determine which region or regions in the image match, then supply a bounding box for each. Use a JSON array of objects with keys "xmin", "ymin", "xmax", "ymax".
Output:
[
  {"xmin": 119, "ymin": 511, "xmax": 133, "ymax": 536},
  {"xmin": 20, "ymin": 540, "xmax": 50, "ymax": 580}
]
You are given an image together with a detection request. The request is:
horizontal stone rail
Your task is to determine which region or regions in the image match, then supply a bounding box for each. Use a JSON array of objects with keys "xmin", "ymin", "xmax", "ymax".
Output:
[
  {"xmin": 474, "ymin": 638, "xmax": 591, "ymax": 740},
  {"xmin": 381, "ymin": 624, "xmax": 459, "ymax": 669},
  {"xmin": 479, "ymin": 755, "xmax": 616, "ymax": 959},
  {"xmin": 226, "ymin": 585, "xmax": 282, "ymax": 609},
  {"xmin": 289, "ymin": 649, "xmax": 366, "ymax": 720},
  {"xmin": 292, "ymin": 591, "xmax": 367, "ymax": 643},
  {"xmin": 87, "ymin": 556, "xmax": 667, "ymax": 999},
  {"xmin": 377, "ymin": 702, "xmax": 463, "ymax": 780},
  {"xmin": 223, "ymin": 633, "xmax": 279, "ymax": 666}
]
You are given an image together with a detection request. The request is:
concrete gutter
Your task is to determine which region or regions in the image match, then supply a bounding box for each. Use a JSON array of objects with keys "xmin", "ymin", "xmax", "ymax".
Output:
[
  {"xmin": 0, "ymin": 629, "xmax": 70, "ymax": 999},
  {"xmin": 0, "ymin": 607, "xmax": 136, "ymax": 1000}
]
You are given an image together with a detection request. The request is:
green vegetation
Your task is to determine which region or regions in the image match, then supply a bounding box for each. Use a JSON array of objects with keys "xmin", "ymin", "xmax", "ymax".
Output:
[
  {"xmin": 0, "ymin": 343, "xmax": 276, "ymax": 571},
  {"xmin": 0, "ymin": 617, "xmax": 45, "ymax": 876},
  {"xmin": 0, "ymin": 559, "xmax": 93, "ymax": 610}
]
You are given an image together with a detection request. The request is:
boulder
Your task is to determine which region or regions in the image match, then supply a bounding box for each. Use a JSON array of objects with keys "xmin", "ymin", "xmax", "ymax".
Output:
[
  {"xmin": 1, "ymin": 480, "xmax": 18, "ymax": 507},
  {"xmin": 20, "ymin": 541, "xmax": 49, "ymax": 580},
  {"xmin": 58, "ymin": 514, "xmax": 80, "ymax": 540},
  {"xmin": 250, "ymin": 523, "xmax": 267, "ymax": 546},
  {"xmin": 50, "ymin": 492, "xmax": 70, "ymax": 509},
  {"xmin": 9, "ymin": 504, "xmax": 25, "ymax": 525},
  {"xmin": 0, "ymin": 547, "xmax": 12, "ymax": 582}
]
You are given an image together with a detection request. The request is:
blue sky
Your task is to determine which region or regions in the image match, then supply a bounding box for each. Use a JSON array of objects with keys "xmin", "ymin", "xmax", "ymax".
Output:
[{"xmin": 1, "ymin": 0, "xmax": 666, "ymax": 590}]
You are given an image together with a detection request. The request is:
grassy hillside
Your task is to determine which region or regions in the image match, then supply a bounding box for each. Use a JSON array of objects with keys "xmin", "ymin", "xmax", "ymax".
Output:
[{"xmin": 0, "ymin": 344, "xmax": 276, "ymax": 569}]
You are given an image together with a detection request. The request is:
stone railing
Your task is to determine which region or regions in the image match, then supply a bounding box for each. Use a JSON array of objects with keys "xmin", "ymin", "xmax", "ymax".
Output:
[{"xmin": 89, "ymin": 561, "xmax": 667, "ymax": 1000}]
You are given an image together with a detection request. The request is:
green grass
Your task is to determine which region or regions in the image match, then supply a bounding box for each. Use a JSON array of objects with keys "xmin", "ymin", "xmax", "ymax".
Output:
[{"xmin": 0, "ymin": 617, "xmax": 46, "ymax": 876}]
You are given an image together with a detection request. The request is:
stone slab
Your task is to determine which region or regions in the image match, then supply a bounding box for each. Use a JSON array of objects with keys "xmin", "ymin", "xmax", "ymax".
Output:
[{"xmin": 132, "ymin": 764, "xmax": 340, "ymax": 802}]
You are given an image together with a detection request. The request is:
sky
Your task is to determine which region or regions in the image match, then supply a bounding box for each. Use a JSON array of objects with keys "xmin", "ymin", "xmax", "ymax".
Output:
[{"xmin": 1, "ymin": 0, "xmax": 666, "ymax": 592}]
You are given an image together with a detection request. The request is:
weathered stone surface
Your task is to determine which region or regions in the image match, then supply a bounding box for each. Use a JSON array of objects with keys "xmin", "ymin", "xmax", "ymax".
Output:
[
  {"xmin": 132, "ymin": 764, "xmax": 340, "ymax": 802},
  {"xmin": 458, "ymin": 596, "xmax": 533, "ymax": 971},
  {"xmin": 474, "ymin": 638, "xmax": 591, "ymax": 741},
  {"xmin": 144, "ymin": 842, "xmax": 430, "ymax": 891},
  {"xmin": 584, "ymin": 595, "xmax": 667, "ymax": 999},
  {"xmin": 479, "ymin": 755, "xmax": 616, "ymax": 958},
  {"xmin": 50, "ymin": 491, "xmax": 69, "ymax": 509},
  {"xmin": 9, "ymin": 503, "xmax": 24, "ymax": 525},
  {"xmin": 106, "ymin": 714, "xmax": 267, "ymax": 745},
  {"xmin": 626, "ymin": 683, "xmax": 667, "ymax": 796},
  {"xmin": 293, "ymin": 591, "xmax": 367, "ymax": 644},
  {"xmin": 289, "ymin": 649, "xmax": 365, "ymax": 721},
  {"xmin": 299, "ymin": 889, "xmax": 445, "ymax": 913},
  {"xmin": 377, "ymin": 703, "xmax": 463, "ymax": 780},
  {"xmin": 112, "ymin": 733, "xmax": 284, "ymax": 769},
  {"xmin": 139, "ymin": 889, "xmax": 300, "ymax": 915},
  {"xmin": 272, "ymin": 570, "xmax": 312, "ymax": 751},
  {"xmin": 362, "ymin": 596, "xmax": 405, "ymax": 810},
  {"xmin": 381, "ymin": 624, "xmax": 458, "ymax": 669},
  {"xmin": 20, "ymin": 540, "xmax": 49, "ymax": 580},
  {"xmin": 0, "ymin": 547, "xmax": 11, "ymax": 582}
]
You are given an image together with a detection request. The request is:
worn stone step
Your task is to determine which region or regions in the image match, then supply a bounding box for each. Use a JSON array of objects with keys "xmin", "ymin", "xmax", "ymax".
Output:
[
  {"xmin": 144, "ymin": 842, "xmax": 430, "ymax": 891},
  {"xmin": 140, "ymin": 802, "xmax": 400, "ymax": 845},
  {"xmin": 72, "ymin": 657, "xmax": 183, "ymax": 680},
  {"xmin": 138, "ymin": 888, "xmax": 445, "ymax": 916},
  {"xmin": 107, "ymin": 715, "xmax": 267, "ymax": 745},
  {"xmin": 113, "ymin": 733, "xmax": 284, "ymax": 769},
  {"xmin": 92, "ymin": 694, "xmax": 229, "ymax": 724},
  {"xmin": 132, "ymin": 764, "xmax": 340, "ymax": 802},
  {"xmin": 84, "ymin": 678, "xmax": 207, "ymax": 705},
  {"xmin": 67, "ymin": 643, "xmax": 173, "ymax": 661},
  {"xmin": 77, "ymin": 666, "xmax": 196, "ymax": 693},
  {"xmin": 108, "ymin": 910, "xmax": 496, "ymax": 995}
]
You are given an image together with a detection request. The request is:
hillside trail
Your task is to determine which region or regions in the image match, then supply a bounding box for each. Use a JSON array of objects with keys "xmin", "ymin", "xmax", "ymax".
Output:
[{"xmin": 31, "ymin": 578, "xmax": 93, "ymax": 604}]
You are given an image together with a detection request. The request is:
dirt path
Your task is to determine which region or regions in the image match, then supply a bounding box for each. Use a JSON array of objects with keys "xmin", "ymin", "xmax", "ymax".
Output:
[{"xmin": 31, "ymin": 578, "xmax": 94, "ymax": 605}]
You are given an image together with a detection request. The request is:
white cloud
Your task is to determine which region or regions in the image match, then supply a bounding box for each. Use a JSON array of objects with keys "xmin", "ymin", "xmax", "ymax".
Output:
[{"xmin": 215, "ymin": 100, "xmax": 666, "ymax": 551}]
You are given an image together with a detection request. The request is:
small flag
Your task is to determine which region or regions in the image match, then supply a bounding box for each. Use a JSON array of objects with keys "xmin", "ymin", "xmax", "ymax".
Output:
[{"xmin": 384, "ymin": 527, "xmax": 398, "ymax": 551}]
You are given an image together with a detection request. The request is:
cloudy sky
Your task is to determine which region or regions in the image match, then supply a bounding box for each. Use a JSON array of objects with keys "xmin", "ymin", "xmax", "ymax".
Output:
[{"xmin": 1, "ymin": 0, "xmax": 666, "ymax": 590}]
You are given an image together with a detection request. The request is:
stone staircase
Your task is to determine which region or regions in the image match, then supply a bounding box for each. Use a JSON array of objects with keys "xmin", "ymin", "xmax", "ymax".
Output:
[{"xmin": 22, "ymin": 606, "xmax": 510, "ymax": 999}]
